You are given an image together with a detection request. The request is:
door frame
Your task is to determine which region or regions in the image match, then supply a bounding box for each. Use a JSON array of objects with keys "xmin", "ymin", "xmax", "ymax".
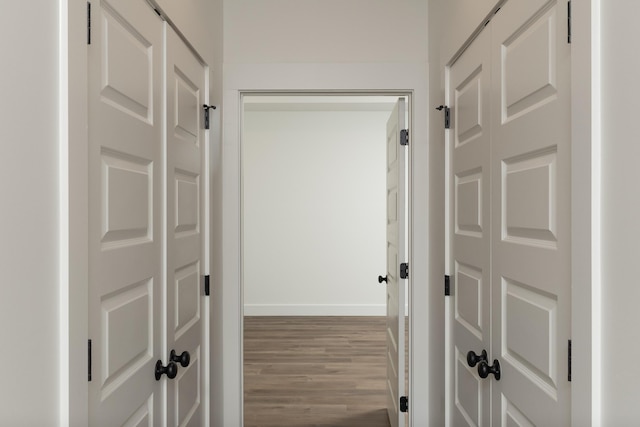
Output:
[
  {"xmin": 221, "ymin": 63, "xmax": 431, "ymax": 426},
  {"xmin": 440, "ymin": 0, "xmax": 600, "ymax": 425},
  {"xmin": 239, "ymin": 91, "xmax": 411, "ymax": 422}
]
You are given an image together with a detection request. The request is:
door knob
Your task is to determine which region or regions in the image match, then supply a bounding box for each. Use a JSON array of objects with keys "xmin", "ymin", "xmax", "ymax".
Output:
[
  {"xmin": 170, "ymin": 349, "xmax": 191, "ymax": 368},
  {"xmin": 378, "ymin": 275, "xmax": 388, "ymax": 283},
  {"xmin": 155, "ymin": 360, "xmax": 178, "ymax": 381},
  {"xmin": 466, "ymin": 349, "xmax": 487, "ymax": 368},
  {"xmin": 477, "ymin": 359, "xmax": 501, "ymax": 381}
]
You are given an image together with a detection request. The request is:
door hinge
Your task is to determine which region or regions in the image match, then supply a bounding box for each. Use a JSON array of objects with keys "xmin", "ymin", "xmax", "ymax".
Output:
[
  {"xmin": 444, "ymin": 275, "xmax": 451, "ymax": 296},
  {"xmin": 567, "ymin": 1, "xmax": 572, "ymax": 44},
  {"xmin": 203, "ymin": 104, "xmax": 216, "ymax": 130},
  {"xmin": 568, "ymin": 339, "xmax": 572, "ymax": 381},
  {"xmin": 400, "ymin": 395, "xmax": 409, "ymax": 413},
  {"xmin": 400, "ymin": 129, "xmax": 409, "ymax": 146},
  {"xmin": 400, "ymin": 263, "xmax": 409, "ymax": 279},
  {"xmin": 88, "ymin": 339, "xmax": 92, "ymax": 382},
  {"xmin": 436, "ymin": 105, "xmax": 451, "ymax": 129},
  {"xmin": 204, "ymin": 275, "xmax": 210, "ymax": 296},
  {"xmin": 87, "ymin": 2, "xmax": 91, "ymax": 45}
]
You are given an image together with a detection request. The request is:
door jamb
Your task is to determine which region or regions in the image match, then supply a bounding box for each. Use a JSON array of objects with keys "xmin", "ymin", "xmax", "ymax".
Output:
[{"xmin": 238, "ymin": 90, "xmax": 413, "ymax": 423}]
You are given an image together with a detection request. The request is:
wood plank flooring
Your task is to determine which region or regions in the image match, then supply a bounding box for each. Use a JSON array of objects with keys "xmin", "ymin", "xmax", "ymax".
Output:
[{"xmin": 244, "ymin": 316, "xmax": 398, "ymax": 427}]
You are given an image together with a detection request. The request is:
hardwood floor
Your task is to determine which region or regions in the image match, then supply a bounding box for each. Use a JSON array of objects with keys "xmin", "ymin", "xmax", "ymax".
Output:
[{"xmin": 244, "ymin": 316, "xmax": 399, "ymax": 427}]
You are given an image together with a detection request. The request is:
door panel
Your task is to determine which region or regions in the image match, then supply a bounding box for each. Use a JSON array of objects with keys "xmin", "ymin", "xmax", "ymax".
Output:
[
  {"xmin": 88, "ymin": 0, "xmax": 163, "ymax": 425},
  {"xmin": 449, "ymin": 28, "xmax": 492, "ymax": 427},
  {"xmin": 448, "ymin": 1, "xmax": 571, "ymax": 425},
  {"xmin": 491, "ymin": 0, "xmax": 571, "ymax": 425},
  {"xmin": 166, "ymin": 27, "xmax": 207, "ymax": 427},
  {"xmin": 385, "ymin": 99, "xmax": 406, "ymax": 427}
]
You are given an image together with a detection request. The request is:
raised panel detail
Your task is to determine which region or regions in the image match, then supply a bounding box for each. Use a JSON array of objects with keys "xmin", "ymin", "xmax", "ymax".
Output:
[
  {"xmin": 100, "ymin": 2, "xmax": 152, "ymax": 122},
  {"xmin": 175, "ymin": 347, "xmax": 201, "ymax": 426},
  {"xmin": 101, "ymin": 150, "xmax": 152, "ymax": 248},
  {"xmin": 503, "ymin": 277, "xmax": 558, "ymax": 398},
  {"xmin": 387, "ymin": 245, "xmax": 398, "ymax": 283},
  {"xmin": 101, "ymin": 278, "xmax": 153, "ymax": 398},
  {"xmin": 388, "ymin": 189, "xmax": 398, "ymax": 222},
  {"xmin": 387, "ymin": 134, "xmax": 397, "ymax": 165},
  {"xmin": 173, "ymin": 67, "xmax": 199, "ymax": 144},
  {"xmin": 502, "ymin": 148, "xmax": 557, "ymax": 247},
  {"xmin": 123, "ymin": 396, "xmax": 154, "ymax": 427},
  {"xmin": 455, "ymin": 348, "xmax": 482, "ymax": 427},
  {"xmin": 456, "ymin": 66, "xmax": 483, "ymax": 146},
  {"xmin": 174, "ymin": 262, "xmax": 200, "ymax": 339},
  {"xmin": 455, "ymin": 262, "xmax": 483, "ymax": 340},
  {"xmin": 502, "ymin": 395, "xmax": 535, "ymax": 427},
  {"xmin": 502, "ymin": 4, "xmax": 557, "ymax": 121},
  {"xmin": 175, "ymin": 170, "xmax": 199, "ymax": 236},
  {"xmin": 456, "ymin": 169, "xmax": 483, "ymax": 237}
]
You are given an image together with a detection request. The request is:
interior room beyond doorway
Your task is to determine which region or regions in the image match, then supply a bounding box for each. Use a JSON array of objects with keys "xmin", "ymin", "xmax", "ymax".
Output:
[{"xmin": 241, "ymin": 94, "xmax": 409, "ymax": 427}]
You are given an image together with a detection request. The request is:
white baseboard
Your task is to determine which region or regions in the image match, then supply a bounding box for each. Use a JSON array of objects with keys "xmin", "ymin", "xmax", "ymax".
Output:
[{"xmin": 243, "ymin": 304, "xmax": 387, "ymax": 316}]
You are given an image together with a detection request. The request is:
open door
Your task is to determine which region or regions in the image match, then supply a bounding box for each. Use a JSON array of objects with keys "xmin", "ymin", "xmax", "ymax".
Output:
[{"xmin": 384, "ymin": 98, "xmax": 407, "ymax": 427}]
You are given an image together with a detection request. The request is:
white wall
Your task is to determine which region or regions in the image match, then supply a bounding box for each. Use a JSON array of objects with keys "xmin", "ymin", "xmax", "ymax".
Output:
[
  {"xmin": 0, "ymin": 1, "xmax": 60, "ymax": 424},
  {"xmin": 438, "ymin": 0, "xmax": 497, "ymax": 64},
  {"xmin": 224, "ymin": 0, "xmax": 427, "ymax": 64},
  {"xmin": 600, "ymin": 0, "xmax": 640, "ymax": 423},
  {"xmin": 243, "ymin": 107, "xmax": 389, "ymax": 316},
  {"xmin": 427, "ymin": 1, "xmax": 447, "ymax": 425},
  {"xmin": 155, "ymin": 0, "xmax": 219, "ymax": 67}
]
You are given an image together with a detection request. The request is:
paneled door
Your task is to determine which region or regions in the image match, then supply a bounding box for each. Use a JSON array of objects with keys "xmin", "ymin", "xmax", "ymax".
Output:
[
  {"xmin": 490, "ymin": 0, "xmax": 571, "ymax": 424},
  {"xmin": 448, "ymin": 0, "xmax": 571, "ymax": 425},
  {"xmin": 165, "ymin": 27, "xmax": 207, "ymax": 427},
  {"xmin": 385, "ymin": 99, "xmax": 407, "ymax": 427},
  {"xmin": 88, "ymin": 0, "xmax": 164, "ymax": 424},
  {"xmin": 89, "ymin": 1, "xmax": 209, "ymax": 425},
  {"xmin": 449, "ymin": 28, "xmax": 492, "ymax": 427}
]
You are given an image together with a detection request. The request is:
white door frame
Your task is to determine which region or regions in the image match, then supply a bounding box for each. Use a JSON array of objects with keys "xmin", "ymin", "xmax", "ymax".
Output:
[
  {"xmin": 222, "ymin": 63, "xmax": 430, "ymax": 426},
  {"xmin": 240, "ymin": 91, "xmax": 410, "ymax": 424},
  {"xmin": 440, "ymin": 0, "xmax": 600, "ymax": 425}
]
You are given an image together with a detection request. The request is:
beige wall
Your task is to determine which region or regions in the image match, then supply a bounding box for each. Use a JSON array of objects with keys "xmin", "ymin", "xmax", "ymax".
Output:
[
  {"xmin": 601, "ymin": 0, "xmax": 640, "ymax": 423},
  {"xmin": 224, "ymin": 0, "xmax": 428, "ymax": 64},
  {"xmin": 0, "ymin": 1, "xmax": 61, "ymax": 424}
]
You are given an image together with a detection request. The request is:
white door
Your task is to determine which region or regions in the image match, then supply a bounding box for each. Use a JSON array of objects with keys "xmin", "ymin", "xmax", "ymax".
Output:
[
  {"xmin": 449, "ymin": 28, "xmax": 492, "ymax": 427},
  {"xmin": 490, "ymin": 0, "xmax": 571, "ymax": 424},
  {"xmin": 385, "ymin": 98, "xmax": 407, "ymax": 427},
  {"xmin": 448, "ymin": 0, "xmax": 572, "ymax": 425},
  {"xmin": 88, "ymin": 0, "xmax": 164, "ymax": 424},
  {"xmin": 165, "ymin": 26, "xmax": 208, "ymax": 427}
]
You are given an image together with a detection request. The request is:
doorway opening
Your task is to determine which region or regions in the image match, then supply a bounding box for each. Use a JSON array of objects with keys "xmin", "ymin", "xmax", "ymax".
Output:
[{"xmin": 240, "ymin": 94, "xmax": 411, "ymax": 427}]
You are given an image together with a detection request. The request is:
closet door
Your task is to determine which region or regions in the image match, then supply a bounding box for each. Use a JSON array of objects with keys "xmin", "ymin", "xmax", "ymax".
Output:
[
  {"xmin": 490, "ymin": 0, "xmax": 571, "ymax": 425},
  {"xmin": 88, "ymin": 0, "xmax": 164, "ymax": 425},
  {"xmin": 165, "ymin": 26, "xmax": 208, "ymax": 427},
  {"xmin": 449, "ymin": 28, "xmax": 492, "ymax": 427}
]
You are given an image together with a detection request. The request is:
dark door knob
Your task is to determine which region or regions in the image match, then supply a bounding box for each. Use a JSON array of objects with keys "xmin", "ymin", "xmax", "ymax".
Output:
[
  {"xmin": 378, "ymin": 275, "xmax": 388, "ymax": 283},
  {"xmin": 477, "ymin": 359, "xmax": 501, "ymax": 381},
  {"xmin": 170, "ymin": 349, "xmax": 191, "ymax": 368},
  {"xmin": 466, "ymin": 349, "xmax": 487, "ymax": 367},
  {"xmin": 155, "ymin": 360, "xmax": 178, "ymax": 380}
]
